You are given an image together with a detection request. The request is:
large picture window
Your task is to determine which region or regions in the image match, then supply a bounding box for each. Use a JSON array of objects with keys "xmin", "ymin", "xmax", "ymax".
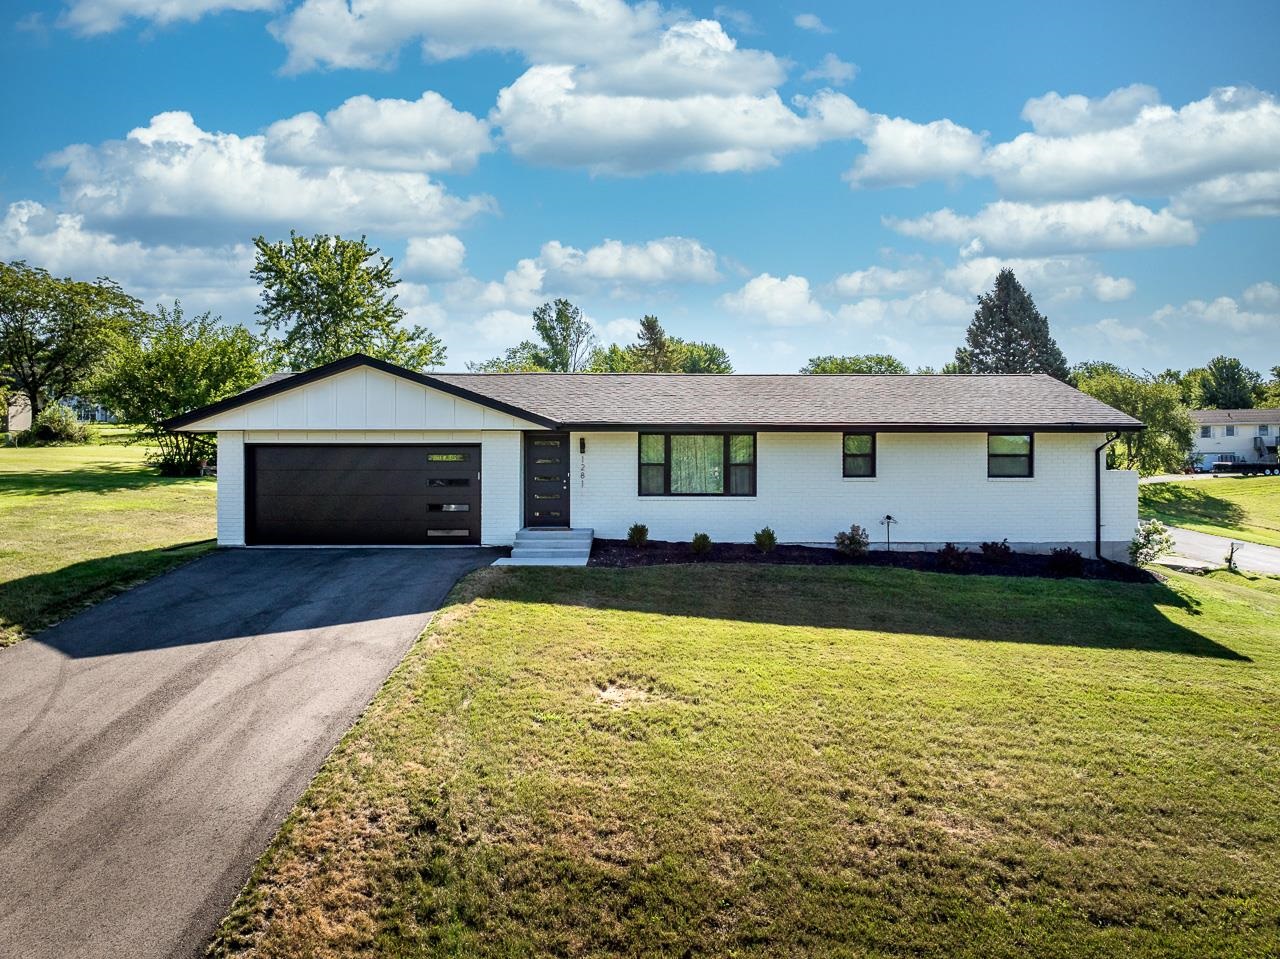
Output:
[
  {"xmin": 988, "ymin": 433, "xmax": 1034, "ymax": 478},
  {"xmin": 842, "ymin": 433, "xmax": 876, "ymax": 477},
  {"xmin": 638, "ymin": 432, "xmax": 756, "ymax": 496}
]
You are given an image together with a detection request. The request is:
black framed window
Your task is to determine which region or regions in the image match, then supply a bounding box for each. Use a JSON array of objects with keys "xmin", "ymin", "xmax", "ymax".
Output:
[
  {"xmin": 988, "ymin": 433, "xmax": 1034, "ymax": 478},
  {"xmin": 1200, "ymin": 425, "xmax": 1212, "ymax": 438},
  {"xmin": 842, "ymin": 433, "xmax": 876, "ymax": 477},
  {"xmin": 638, "ymin": 432, "xmax": 756, "ymax": 496}
]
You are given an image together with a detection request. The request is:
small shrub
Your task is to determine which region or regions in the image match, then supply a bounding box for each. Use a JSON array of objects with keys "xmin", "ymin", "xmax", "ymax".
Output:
[
  {"xmin": 980, "ymin": 539, "xmax": 1014, "ymax": 564},
  {"xmin": 691, "ymin": 532, "xmax": 712, "ymax": 556},
  {"xmin": 1129, "ymin": 520, "xmax": 1174, "ymax": 566},
  {"xmin": 754, "ymin": 526, "xmax": 777, "ymax": 554},
  {"xmin": 19, "ymin": 404, "xmax": 88, "ymax": 445},
  {"xmin": 936, "ymin": 542, "xmax": 969, "ymax": 571},
  {"xmin": 627, "ymin": 523, "xmax": 649, "ymax": 548},
  {"xmin": 834, "ymin": 523, "xmax": 870, "ymax": 557},
  {"xmin": 1048, "ymin": 546, "xmax": 1085, "ymax": 577}
]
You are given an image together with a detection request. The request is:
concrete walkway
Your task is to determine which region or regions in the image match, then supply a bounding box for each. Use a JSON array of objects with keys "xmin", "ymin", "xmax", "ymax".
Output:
[
  {"xmin": 1167, "ymin": 527, "xmax": 1280, "ymax": 574},
  {"xmin": 0, "ymin": 547, "xmax": 498, "ymax": 959}
]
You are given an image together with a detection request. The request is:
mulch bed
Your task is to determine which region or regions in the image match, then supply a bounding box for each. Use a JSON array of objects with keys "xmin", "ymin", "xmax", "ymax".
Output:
[{"xmin": 588, "ymin": 538, "xmax": 1157, "ymax": 583}]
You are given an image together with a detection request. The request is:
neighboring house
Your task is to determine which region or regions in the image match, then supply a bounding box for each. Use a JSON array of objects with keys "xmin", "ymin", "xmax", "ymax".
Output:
[
  {"xmin": 1190, "ymin": 409, "xmax": 1279, "ymax": 469},
  {"xmin": 4, "ymin": 394, "xmax": 32, "ymax": 433},
  {"xmin": 165, "ymin": 354, "xmax": 1143, "ymax": 560}
]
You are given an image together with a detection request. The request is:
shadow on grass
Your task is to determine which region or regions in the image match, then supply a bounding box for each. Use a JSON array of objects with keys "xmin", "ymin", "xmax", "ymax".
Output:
[
  {"xmin": 478, "ymin": 563, "xmax": 1251, "ymax": 662},
  {"xmin": 0, "ymin": 541, "xmax": 216, "ymax": 647},
  {"xmin": 0, "ymin": 459, "xmax": 211, "ymax": 497},
  {"xmin": 1141, "ymin": 483, "xmax": 1249, "ymax": 531}
]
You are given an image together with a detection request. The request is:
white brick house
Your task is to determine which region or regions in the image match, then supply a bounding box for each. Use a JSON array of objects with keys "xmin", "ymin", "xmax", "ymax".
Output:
[
  {"xmin": 1190, "ymin": 409, "xmax": 1280, "ymax": 469},
  {"xmin": 167, "ymin": 354, "xmax": 1142, "ymax": 560}
]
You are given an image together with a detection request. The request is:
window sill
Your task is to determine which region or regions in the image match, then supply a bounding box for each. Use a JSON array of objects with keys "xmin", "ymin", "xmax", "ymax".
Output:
[
  {"xmin": 841, "ymin": 476, "xmax": 878, "ymax": 482},
  {"xmin": 987, "ymin": 476, "xmax": 1035, "ymax": 482}
]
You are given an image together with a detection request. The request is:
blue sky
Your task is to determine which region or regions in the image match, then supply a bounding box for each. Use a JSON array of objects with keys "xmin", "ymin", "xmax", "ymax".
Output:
[{"xmin": 2, "ymin": 0, "xmax": 1278, "ymax": 372}]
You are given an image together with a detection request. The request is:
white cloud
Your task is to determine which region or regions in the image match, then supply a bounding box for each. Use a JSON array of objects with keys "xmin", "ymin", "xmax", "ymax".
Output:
[
  {"xmin": 493, "ymin": 66, "xmax": 868, "ymax": 175},
  {"xmin": 539, "ymin": 237, "xmax": 720, "ymax": 284},
  {"xmin": 987, "ymin": 86, "xmax": 1280, "ymax": 199},
  {"xmin": 404, "ymin": 235, "xmax": 466, "ymax": 280},
  {"xmin": 835, "ymin": 288, "xmax": 971, "ymax": 328},
  {"xmin": 846, "ymin": 116, "xmax": 986, "ymax": 188},
  {"xmin": 1080, "ymin": 318, "xmax": 1149, "ymax": 345},
  {"xmin": 1170, "ymin": 168, "xmax": 1280, "ymax": 220},
  {"xmin": 0, "ymin": 199, "xmax": 256, "ymax": 314},
  {"xmin": 1243, "ymin": 281, "xmax": 1280, "ymax": 309},
  {"xmin": 831, "ymin": 265, "xmax": 927, "ymax": 298},
  {"xmin": 887, "ymin": 198, "xmax": 1197, "ymax": 255},
  {"xmin": 712, "ymin": 5, "xmax": 758, "ymax": 35},
  {"xmin": 263, "ymin": 91, "xmax": 493, "ymax": 174},
  {"xmin": 794, "ymin": 13, "xmax": 831, "ymax": 33},
  {"xmin": 720, "ymin": 273, "xmax": 828, "ymax": 326},
  {"xmin": 1154, "ymin": 294, "xmax": 1276, "ymax": 333},
  {"xmin": 46, "ymin": 111, "xmax": 494, "ymax": 243},
  {"xmin": 272, "ymin": 0, "xmax": 662, "ymax": 73},
  {"xmin": 803, "ymin": 53, "xmax": 857, "ymax": 86},
  {"xmin": 446, "ymin": 257, "xmax": 547, "ymax": 312},
  {"xmin": 943, "ymin": 255, "xmax": 1135, "ymax": 302},
  {"xmin": 473, "ymin": 309, "xmax": 536, "ymax": 345},
  {"xmin": 1020, "ymin": 84, "xmax": 1161, "ymax": 136},
  {"xmin": 575, "ymin": 19, "xmax": 785, "ymax": 98},
  {"xmin": 60, "ymin": 0, "xmax": 275, "ymax": 35},
  {"xmin": 602, "ymin": 317, "xmax": 643, "ymax": 342}
]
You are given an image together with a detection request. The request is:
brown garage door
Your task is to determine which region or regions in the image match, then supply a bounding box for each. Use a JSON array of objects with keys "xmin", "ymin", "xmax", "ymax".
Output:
[{"xmin": 246, "ymin": 444, "xmax": 481, "ymax": 545}]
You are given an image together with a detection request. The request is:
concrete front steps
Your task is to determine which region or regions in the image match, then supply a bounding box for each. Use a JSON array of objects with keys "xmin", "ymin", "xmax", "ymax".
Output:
[{"xmin": 493, "ymin": 527, "xmax": 594, "ymax": 567}]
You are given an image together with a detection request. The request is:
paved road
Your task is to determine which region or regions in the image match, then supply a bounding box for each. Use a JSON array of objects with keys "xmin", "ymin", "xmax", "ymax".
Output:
[
  {"xmin": 0, "ymin": 547, "xmax": 498, "ymax": 959},
  {"xmin": 1168, "ymin": 527, "xmax": 1280, "ymax": 574}
]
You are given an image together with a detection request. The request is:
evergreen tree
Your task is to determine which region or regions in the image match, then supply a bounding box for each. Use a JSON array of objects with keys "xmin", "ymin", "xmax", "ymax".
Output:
[
  {"xmin": 632, "ymin": 315, "xmax": 674, "ymax": 372},
  {"xmin": 953, "ymin": 269, "xmax": 1069, "ymax": 380}
]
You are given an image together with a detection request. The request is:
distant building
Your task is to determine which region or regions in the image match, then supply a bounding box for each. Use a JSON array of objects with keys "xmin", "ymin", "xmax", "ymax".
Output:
[
  {"xmin": 1190, "ymin": 409, "xmax": 1279, "ymax": 469},
  {"xmin": 4, "ymin": 394, "xmax": 32, "ymax": 433}
]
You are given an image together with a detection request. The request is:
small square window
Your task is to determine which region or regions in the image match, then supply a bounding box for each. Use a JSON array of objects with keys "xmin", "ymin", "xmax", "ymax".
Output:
[
  {"xmin": 1200, "ymin": 425, "xmax": 1212, "ymax": 439},
  {"xmin": 1225, "ymin": 425, "xmax": 1236, "ymax": 437},
  {"xmin": 1260, "ymin": 425, "xmax": 1270, "ymax": 437},
  {"xmin": 988, "ymin": 434, "xmax": 1033, "ymax": 478}
]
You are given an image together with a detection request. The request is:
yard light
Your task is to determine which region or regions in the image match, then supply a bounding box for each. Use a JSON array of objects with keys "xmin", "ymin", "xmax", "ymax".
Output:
[{"xmin": 880, "ymin": 514, "xmax": 897, "ymax": 552}]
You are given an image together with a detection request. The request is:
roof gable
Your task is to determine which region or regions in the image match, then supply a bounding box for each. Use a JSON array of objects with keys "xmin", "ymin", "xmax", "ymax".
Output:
[{"xmin": 165, "ymin": 355, "xmax": 555, "ymax": 432}]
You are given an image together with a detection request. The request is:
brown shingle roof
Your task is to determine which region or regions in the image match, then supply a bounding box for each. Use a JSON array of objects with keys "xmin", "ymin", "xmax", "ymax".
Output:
[
  {"xmin": 432, "ymin": 371, "xmax": 1142, "ymax": 431},
  {"xmin": 165, "ymin": 355, "xmax": 1143, "ymax": 431},
  {"xmin": 1190, "ymin": 409, "xmax": 1280, "ymax": 426}
]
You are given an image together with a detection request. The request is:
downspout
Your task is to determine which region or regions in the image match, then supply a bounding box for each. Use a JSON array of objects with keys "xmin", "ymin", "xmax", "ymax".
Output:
[{"xmin": 1095, "ymin": 433, "xmax": 1120, "ymax": 560}]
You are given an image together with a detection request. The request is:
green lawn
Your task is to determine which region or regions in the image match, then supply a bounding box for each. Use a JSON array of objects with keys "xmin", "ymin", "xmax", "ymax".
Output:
[
  {"xmin": 210, "ymin": 563, "xmax": 1280, "ymax": 959},
  {"xmin": 0, "ymin": 443, "xmax": 216, "ymax": 647},
  {"xmin": 1141, "ymin": 475, "xmax": 1280, "ymax": 547}
]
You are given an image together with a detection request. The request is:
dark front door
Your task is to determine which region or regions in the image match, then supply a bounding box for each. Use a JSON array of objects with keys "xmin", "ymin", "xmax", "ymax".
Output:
[
  {"xmin": 246, "ymin": 444, "xmax": 481, "ymax": 545},
  {"xmin": 524, "ymin": 432, "xmax": 570, "ymax": 527}
]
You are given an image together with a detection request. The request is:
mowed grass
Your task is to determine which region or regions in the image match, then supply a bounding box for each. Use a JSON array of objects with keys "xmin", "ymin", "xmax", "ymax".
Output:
[
  {"xmin": 0, "ymin": 443, "xmax": 216, "ymax": 647},
  {"xmin": 210, "ymin": 564, "xmax": 1280, "ymax": 959},
  {"xmin": 1141, "ymin": 475, "xmax": 1280, "ymax": 547}
]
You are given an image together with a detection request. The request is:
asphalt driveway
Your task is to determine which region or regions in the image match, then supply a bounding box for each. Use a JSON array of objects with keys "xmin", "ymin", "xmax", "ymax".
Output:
[{"xmin": 0, "ymin": 546, "xmax": 499, "ymax": 959}]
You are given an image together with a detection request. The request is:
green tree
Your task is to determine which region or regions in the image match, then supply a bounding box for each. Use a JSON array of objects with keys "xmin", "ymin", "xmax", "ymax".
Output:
[
  {"xmin": 1197, "ymin": 355, "xmax": 1259, "ymax": 409},
  {"xmin": 251, "ymin": 232, "xmax": 444, "ymax": 371},
  {"xmin": 91, "ymin": 302, "xmax": 268, "ymax": 475},
  {"xmin": 1076, "ymin": 369, "xmax": 1194, "ymax": 475},
  {"xmin": 1069, "ymin": 360, "xmax": 1124, "ymax": 385},
  {"xmin": 1256, "ymin": 366, "xmax": 1280, "ymax": 409},
  {"xmin": 953, "ymin": 269, "xmax": 1070, "ymax": 380},
  {"xmin": 632, "ymin": 315, "xmax": 675, "ymax": 372},
  {"xmin": 678, "ymin": 341, "xmax": 733, "ymax": 373},
  {"xmin": 470, "ymin": 299, "xmax": 597, "ymax": 372},
  {"xmin": 801, "ymin": 353, "xmax": 909, "ymax": 374},
  {"xmin": 0, "ymin": 260, "xmax": 139, "ymax": 418}
]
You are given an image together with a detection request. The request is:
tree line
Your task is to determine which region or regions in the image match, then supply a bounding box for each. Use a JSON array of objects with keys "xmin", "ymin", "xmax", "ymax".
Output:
[{"xmin": 3, "ymin": 238, "xmax": 1275, "ymax": 479}]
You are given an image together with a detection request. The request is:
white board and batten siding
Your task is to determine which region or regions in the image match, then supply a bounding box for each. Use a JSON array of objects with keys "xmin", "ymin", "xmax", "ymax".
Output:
[
  {"xmin": 187, "ymin": 367, "xmax": 544, "ymax": 546},
  {"xmin": 569, "ymin": 430, "xmax": 1138, "ymax": 560}
]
